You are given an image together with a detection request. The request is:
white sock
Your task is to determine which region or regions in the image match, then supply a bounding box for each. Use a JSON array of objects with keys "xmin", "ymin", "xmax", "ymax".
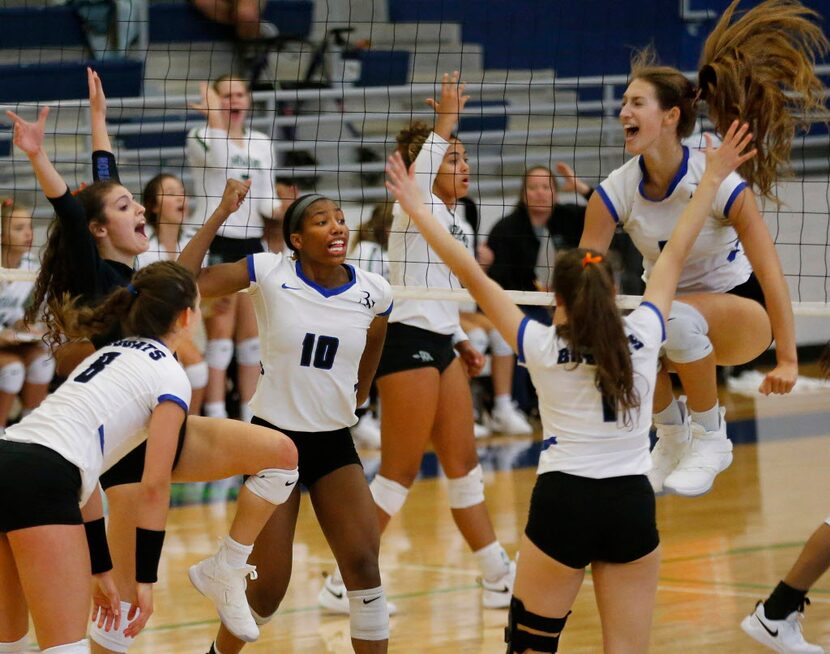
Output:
[
  {"xmin": 222, "ymin": 535, "xmax": 253, "ymax": 568},
  {"xmin": 204, "ymin": 401, "xmax": 227, "ymax": 419},
  {"xmin": 474, "ymin": 541, "xmax": 511, "ymax": 582},
  {"xmin": 494, "ymin": 394, "xmax": 513, "ymax": 413},
  {"xmin": 691, "ymin": 403, "xmax": 720, "ymax": 433},
  {"xmin": 0, "ymin": 635, "xmax": 28, "ymax": 653},
  {"xmin": 239, "ymin": 403, "xmax": 253, "ymax": 423},
  {"xmin": 331, "ymin": 565, "xmax": 344, "ymax": 585},
  {"xmin": 654, "ymin": 397, "xmax": 684, "ymax": 426}
]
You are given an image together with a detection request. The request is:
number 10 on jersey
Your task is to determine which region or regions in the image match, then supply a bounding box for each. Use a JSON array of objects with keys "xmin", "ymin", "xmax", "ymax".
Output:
[{"xmin": 300, "ymin": 333, "xmax": 339, "ymax": 370}]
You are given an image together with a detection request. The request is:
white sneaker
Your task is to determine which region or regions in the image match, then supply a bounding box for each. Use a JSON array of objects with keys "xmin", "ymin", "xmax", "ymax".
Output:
[
  {"xmin": 741, "ymin": 601, "xmax": 823, "ymax": 653},
  {"xmin": 474, "ymin": 418, "xmax": 492, "ymax": 439},
  {"xmin": 664, "ymin": 409, "xmax": 732, "ymax": 497},
  {"xmin": 481, "ymin": 560, "xmax": 515, "ymax": 609},
  {"xmin": 490, "ymin": 404, "xmax": 532, "ymax": 435},
  {"xmin": 647, "ymin": 410, "xmax": 691, "ymax": 494},
  {"xmin": 351, "ymin": 412, "xmax": 381, "ymax": 449},
  {"xmin": 317, "ymin": 574, "xmax": 398, "ymax": 615},
  {"xmin": 189, "ymin": 554, "xmax": 259, "ymax": 642}
]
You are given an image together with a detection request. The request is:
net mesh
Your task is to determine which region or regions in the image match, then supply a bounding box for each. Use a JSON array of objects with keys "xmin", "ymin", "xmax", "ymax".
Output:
[{"xmin": 0, "ymin": 0, "xmax": 828, "ymax": 320}]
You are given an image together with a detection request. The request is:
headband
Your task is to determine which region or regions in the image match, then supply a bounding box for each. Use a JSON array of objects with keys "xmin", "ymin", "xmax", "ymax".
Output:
[{"xmin": 286, "ymin": 194, "xmax": 327, "ymax": 236}]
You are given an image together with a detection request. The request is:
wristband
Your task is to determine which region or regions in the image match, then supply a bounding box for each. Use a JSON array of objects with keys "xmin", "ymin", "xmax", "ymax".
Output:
[
  {"xmin": 135, "ymin": 528, "xmax": 166, "ymax": 583},
  {"xmin": 84, "ymin": 518, "xmax": 113, "ymax": 574}
]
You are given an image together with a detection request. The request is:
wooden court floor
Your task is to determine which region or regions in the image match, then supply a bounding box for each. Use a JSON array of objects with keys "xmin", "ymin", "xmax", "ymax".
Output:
[{"xmin": 130, "ymin": 390, "xmax": 830, "ymax": 653}]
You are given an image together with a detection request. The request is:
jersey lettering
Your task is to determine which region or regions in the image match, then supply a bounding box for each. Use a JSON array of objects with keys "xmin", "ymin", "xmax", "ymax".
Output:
[
  {"xmin": 300, "ymin": 333, "xmax": 340, "ymax": 370},
  {"xmin": 75, "ymin": 352, "xmax": 121, "ymax": 383}
]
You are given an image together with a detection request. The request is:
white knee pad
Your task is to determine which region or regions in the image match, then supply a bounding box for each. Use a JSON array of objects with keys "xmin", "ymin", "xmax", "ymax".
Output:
[
  {"xmin": 663, "ymin": 301, "xmax": 713, "ymax": 364},
  {"xmin": 347, "ymin": 586, "xmax": 389, "ymax": 641},
  {"xmin": 0, "ymin": 361, "xmax": 25, "ymax": 394},
  {"xmin": 370, "ymin": 475, "xmax": 409, "ymax": 517},
  {"xmin": 42, "ymin": 638, "xmax": 90, "ymax": 653},
  {"xmin": 25, "ymin": 351, "xmax": 55, "ymax": 385},
  {"xmin": 244, "ymin": 467, "xmax": 300, "ymax": 505},
  {"xmin": 89, "ymin": 601, "xmax": 134, "ymax": 653},
  {"xmin": 235, "ymin": 337, "xmax": 261, "ymax": 366},
  {"xmin": 448, "ymin": 464, "xmax": 485, "ymax": 509},
  {"xmin": 204, "ymin": 338, "xmax": 233, "ymax": 371},
  {"xmin": 251, "ymin": 607, "xmax": 276, "ymax": 626},
  {"xmin": 467, "ymin": 327, "xmax": 489, "ymax": 355},
  {"xmin": 185, "ymin": 361, "xmax": 209, "ymax": 389},
  {"xmin": 0, "ymin": 635, "xmax": 28, "ymax": 653},
  {"xmin": 489, "ymin": 328, "xmax": 514, "ymax": 357}
]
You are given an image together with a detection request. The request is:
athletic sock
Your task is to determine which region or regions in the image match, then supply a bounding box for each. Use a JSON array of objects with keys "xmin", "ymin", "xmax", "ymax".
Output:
[
  {"xmin": 475, "ymin": 541, "xmax": 511, "ymax": 582},
  {"xmin": 494, "ymin": 394, "xmax": 513, "ymax": 413},
  {"xmin": 221, "ymin": 535, "xmax": 253, "ymax": 569},
  {"xmin": 690, "ymin": 403, "xmax": 720, "ymax": 433},
  {"xmin": 764, "ymin": 581, "xmax": 808, "ymax": 619},
  {"xmin": 654, "ymin": 396, "xmax": 684, "ymax": 426}
]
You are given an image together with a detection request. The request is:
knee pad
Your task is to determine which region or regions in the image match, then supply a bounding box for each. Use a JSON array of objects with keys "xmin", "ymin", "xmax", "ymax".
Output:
[
  {"xmin": 235, "ymin": 337, "xmax": 261, "ymax": 366},
  {"xmin": 89, "ymin": 601, "xmax": 135, "ymax": 653},
  {"xmin": 369, "ymin": 475, "xmax": 409, "ymax": 517},
  {"xmin": 504, "ymin": 597, "xmax": 569, "ymax": 653},
  {"xmin": 347, "ymin": 586, "xmax": 389, "ymax": 641},
  {"xmin": 663, "ymin": 302, "xmax": 712, "ymax": 364},
  {"xmin": 204, "ymin": 338, "xmax": 233, "ymax": 371},
  {"xmin": 448, "ymin": 464, "xmax": 485, "ymax": 509},
  {"xmin": 42, "ymin": 639, "xmax": 90, "ymax": 653},
  {"xmin": 467, "ymin": 327, "xmax": 489, "ymax": 355},
  {"xmin": 490, "ymin": 328, "xmax": 514, "ymax": 357},
  {"xmin": 185, "ymin": 360, "xmax": 209, "ymax": 389},
  {"xmin": 244, "ymin": 467, "xmax": 299, "ymax": 505},
  {"xmin": 251, "ymin": 607, "xmax": 276, "ymax": 626},
  {"xmin": 0, "ymin": 361, "xmax": 25, "ymax": 394},
  {"xmin": 0, "ymin": 635, "xmax": 28, "ymax": 653},
  {"xmin": 25, "ymin": 351, "xmax": 55, "ymax": 385}
]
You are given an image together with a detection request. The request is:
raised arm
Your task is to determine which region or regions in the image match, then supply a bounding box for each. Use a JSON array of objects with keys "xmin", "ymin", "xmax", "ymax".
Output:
[
  {"xmin": 643, "ymin": 121, "xmax": 756, "ymax": 319},
  {"xmin": 178, "ymin": 178, "xmax": 252, "ymax": 297},
  {"xmin": 6, "ymin": 107, "xmax": 67, "ymax": 198},
  {"xmin": 87, "ymin": 67, "xmax": 120, "ymax": 183},
  {"xmin": 386, "ymin": 152, "xmax": 526, "ymax": 352}
]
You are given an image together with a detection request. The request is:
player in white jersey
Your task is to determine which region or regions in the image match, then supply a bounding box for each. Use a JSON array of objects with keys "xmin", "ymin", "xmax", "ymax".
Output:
[
  {"xmin": 387, "ymin": 114, "xmax": 757, "ymax": 653},
  {"xmin": 136, "ymin": 174, "xmax": 207, "ymax": 414},
  {"xmin": 580, "ymin": 1, "xmax": 827, "ymax": 497},
  {"xmin": 0, "ymin": 260, "xmax": 299, "ymax": 654},
  {"xmin": 0, "ymin": 199, "xmax": 54, "ymax": 427},
  {"xmin": 329, "ymin": 72, "xmax": 515, "ymax": 612},
  {"xmin": 187, "ymin": 75, "xmax": 277, "ymax": 422},
  {"xmin": 179, "ymin": 190, "xmax": 393, "ymax": 654}
]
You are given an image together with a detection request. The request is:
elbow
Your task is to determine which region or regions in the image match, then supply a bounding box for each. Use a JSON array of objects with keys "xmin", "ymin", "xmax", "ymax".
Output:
[{"xmin": 139, "ymin": 481, "xmax": 170, "ymax": 507}]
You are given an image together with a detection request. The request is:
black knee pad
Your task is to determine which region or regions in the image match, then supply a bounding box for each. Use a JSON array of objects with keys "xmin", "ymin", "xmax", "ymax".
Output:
[{"xmin": 504, "ymin": 596, "xmax": 570, "ymax": 653}]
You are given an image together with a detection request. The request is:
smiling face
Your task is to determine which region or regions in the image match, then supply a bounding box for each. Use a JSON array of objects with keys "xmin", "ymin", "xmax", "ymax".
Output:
[
  {"xmin": 619, "ymin": 78, "xmax": 680, "ymax": 155},
  {"xmin": 432, "ymin": 138, "xmax": 470, "ymax": 205},
  {"xmin": 215, "ymin": 78, "xmax": 250, "ymax": 130},
  {"xmin": 94, "ymin": 185, "xmax": 149, "ymax": 256},
  {"xmin": 290, "ymin": 199, "xmax": 349, "ymax": 265},
  {"xmin": 153, "ymin": 176, "xmax": 188, "ymax": 228}
]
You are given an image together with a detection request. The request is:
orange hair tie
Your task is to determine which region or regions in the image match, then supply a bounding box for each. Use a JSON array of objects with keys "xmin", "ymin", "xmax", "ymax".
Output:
[
  {"xmin": 581, "ymin": 252, "xmax": 603, "ymax": 268},
  {"xmin": 71, "ymin": 182, "xmax": 88, "ymax": 197}
]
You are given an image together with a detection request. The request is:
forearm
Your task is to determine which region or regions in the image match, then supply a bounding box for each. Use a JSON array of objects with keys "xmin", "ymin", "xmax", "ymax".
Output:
[
  {"xmin": 91, "ymin": 110, "xmax": 113, "ymax": 154},
  {"xmin": 136, "ymin": 484, "xmax": 170, "ymax": 531},
  {"xmin": 28, "ymin": 149, "xmax": 68, "ymax": 199},
  {"xmin": 414, "ymin": 133, "xmax": 449, "ymax": 198},
  {"xmin": 753, "ymin": 254, "xmax": 797, "ymax": 363},
  {"xmin": 178, "ymin": 206, "xmax": 230, "ymax": 275}
]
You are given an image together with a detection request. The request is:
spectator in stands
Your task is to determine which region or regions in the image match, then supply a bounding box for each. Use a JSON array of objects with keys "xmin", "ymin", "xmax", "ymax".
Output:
[
  {"xmin": 137, "ymin": 174, "xmax": 208, "ymax": 415},
  {"xmin": 187, "ymin": 75, "xmax": 278, "ymax": 423},
  {"xmin": 0, "ymin": 198, "xmax": 54, "ymax": 429},
  {"xmin": 189, "ymin": 0, "xmax": 277, "ymax": 41}
]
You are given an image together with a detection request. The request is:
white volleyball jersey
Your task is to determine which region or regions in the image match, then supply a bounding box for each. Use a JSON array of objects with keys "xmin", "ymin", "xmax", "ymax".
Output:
[
  {"xmin": 388, "ymin": 132, "xmax": 469, "ymax": 335},
  {"xmin": 135, "ymin": 232, "xmax": 192, "ymax": 269},
  {"xmin": 597, "ymin": 146, "xmax": 752, "ymax": 294},
  {"xmin": 187, "ymin": 126, "xmax": 276, "ymax": 240},
  {"xmin": 246, "ymin": 252, "xmax": 393, "ymax": 431},
  {"xmin": 347, "ymin": 240, "xmax": 389, "ymax": 280},
  {"xmin": 518, "ymin": 303, "xmax": 665, "ymax": 479},
  {"xmin": 0, "ymin": 252, "xmax": 38, "ymax": 327},
  {"xmin": 3, "ymin": 337, "xmax": 190, "ymax": 504}
]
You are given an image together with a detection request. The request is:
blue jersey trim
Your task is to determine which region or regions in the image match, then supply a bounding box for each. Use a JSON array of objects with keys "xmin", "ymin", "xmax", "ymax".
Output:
[
  {"xmin": 724, "ymin": 181, "xmax": 748, "ymax": 219},
  {"xmin": 158, "ymin": 394, "xmax": 188, "ymax": 413},
  {"xmin": 517, "ymin": 316, "xmax": 532, "ymax": 363},
  {"xmin": 98, "ymin": 425, "xmax": 105, "ymax": 453},
  {"xmin": 638, "ymin": 146, "xmax": 689, "ymax": 202},
  {"xmin": 246, "ymin": 254, "xmax": 256, "ymax": 283},
  {"xmin": 295, "ymin": 260, "xmax": 356, "ymax": 297},
  {"xmin": 639, "ymin": 301, "xmax": 666, "ymax": 342},
  {"xmin": 595, "ymin": 186, "xmax": 620, "ymax": 223},
  {"xmin": 378, "ymin": 301, "xmax": 393, "ymax": 317}
]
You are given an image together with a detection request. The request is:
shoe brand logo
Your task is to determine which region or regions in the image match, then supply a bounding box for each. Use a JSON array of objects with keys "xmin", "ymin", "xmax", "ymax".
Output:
[
  {"xmin": 756, "ymin": 615, "xmax": 778, "ymax": 638},
  {"xmin": 328, "ymin": 586, "xmax": 344, "ymax": 600},
  {"xmin": 363, "ymin": 595, "xmax": 382, "ymax": 604},
  {"xmin": 492, "ymin": 585, "xmax": 509, "ymax": 593},
  {"xmin": 285, "ymin": 479, "xmax": 297, "ymax": 486},
  {"xmin": 281, "ymin": 283, "xmax": 301, "ymax": 290}
]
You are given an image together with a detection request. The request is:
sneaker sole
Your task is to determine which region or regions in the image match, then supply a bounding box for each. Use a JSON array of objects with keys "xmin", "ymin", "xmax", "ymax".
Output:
[
  {"xmin": 663, "ymin": 453, "xmax": 733, "ymax": 497},
  {"xmin": 740, "ymin": 615, "xmax": 787, "ymax": 652},
  {"xmin": 188, "ymin": 565, "xmax": 259, "ymax": 643}
]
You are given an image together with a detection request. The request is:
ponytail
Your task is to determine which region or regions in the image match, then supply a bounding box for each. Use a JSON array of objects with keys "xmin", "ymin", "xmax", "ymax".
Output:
[{"xmin": 553, "ymin": 249, "xmax": 639, "ymax": 426}]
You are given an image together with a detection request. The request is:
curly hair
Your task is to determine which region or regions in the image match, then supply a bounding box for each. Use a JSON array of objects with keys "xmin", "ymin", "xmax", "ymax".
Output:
[{"xmin": 396, "ymin": 121, "xmax": 433, "ymax": 168}]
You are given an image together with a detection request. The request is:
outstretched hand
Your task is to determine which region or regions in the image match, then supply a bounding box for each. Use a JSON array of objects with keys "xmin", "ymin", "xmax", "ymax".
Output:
[
  {"xmin": 702, "ymin": 120, "xmax": 757, "ymax": 184},
  {"xmin": 87, "ymin": 67, "xmax": 106, "ymax": 117},
  {"xmin": 218, "ymin": 178, "xmax": 252, "ymax": 215},
  {"xmin": 5, "ymin": 107, "xmax": 49, "ymax": 157},
  {"xmin": 124, "ymin": 583, "xmax": 153, "ymax": 639},
  {"xmin": 427, "ymin": 71, "xmax": 470, "ymax": 138},
  {"xmin": 91, "ymin": 571, "xmax": 121, "ymax": 633},
  {"xmin": 385, "ymin": 151, "xmax": 425, "ymax": 216}
]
